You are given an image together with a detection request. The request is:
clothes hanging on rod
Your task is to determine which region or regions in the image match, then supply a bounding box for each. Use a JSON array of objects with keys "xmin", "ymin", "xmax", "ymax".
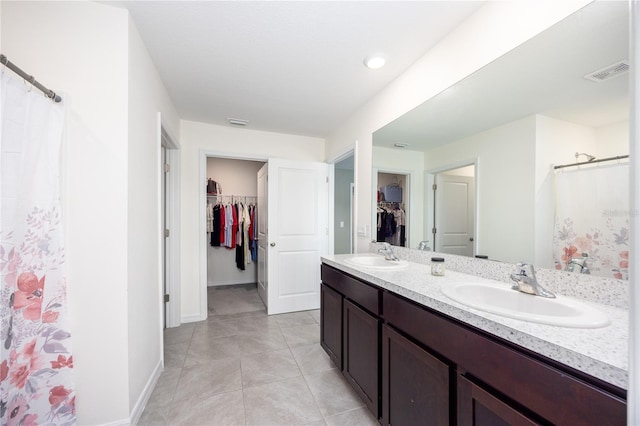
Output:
[
  {"xmin": 377, "ymin": 202, "xmax": 406, "ymax": 247},
  {"xmin": 207, "ymin": 194, "xmax": 257, "ymax": 270}
]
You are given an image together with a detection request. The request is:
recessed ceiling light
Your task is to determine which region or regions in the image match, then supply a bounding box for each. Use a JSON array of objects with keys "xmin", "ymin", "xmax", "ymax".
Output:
[
  {"xmin": 228, "ymin": 118, "xmax": 249, "ymax": 126},
  {"xmin": 393, "ymin": 143, "xmax": 409, "ymax": 148},
  {"xmin": 364, "ymin": 54, "xmax": 386, "ymax": 70}
]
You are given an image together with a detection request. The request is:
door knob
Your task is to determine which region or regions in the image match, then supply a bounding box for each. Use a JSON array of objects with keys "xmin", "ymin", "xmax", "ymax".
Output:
[{"xmin": 270, "ymin": 242, "xmax": 276, "ymax": 247}]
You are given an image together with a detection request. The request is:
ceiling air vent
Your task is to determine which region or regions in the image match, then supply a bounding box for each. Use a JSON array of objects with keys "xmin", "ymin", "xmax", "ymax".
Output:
[{"xmin": 584, "ymin": 60, "xmax": 629, "ymax": 82}]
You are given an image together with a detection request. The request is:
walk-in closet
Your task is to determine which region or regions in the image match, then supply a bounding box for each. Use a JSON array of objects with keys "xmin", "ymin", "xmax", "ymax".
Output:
[
  {"xmin": 206, "ymin": 157, "xmax": 266, "ymax": 291},
  {"xmin": 376, "ymin": 172, "xmax": 409, "ymax": 247}
]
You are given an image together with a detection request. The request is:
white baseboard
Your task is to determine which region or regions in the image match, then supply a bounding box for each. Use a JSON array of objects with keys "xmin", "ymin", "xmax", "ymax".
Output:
[
  {"xmin": 99, "ymin": 359, "xmax": 162, "ymax": 425},
  {"xmin": 181, "ymin": 312, "xmax": 206, "ymax": 324},
  {"xmin": 129, "ymin": 359, "xmax": 163, "ymax": 425},
  {"xmin": 207, "ymin": 280, "xmax": 255, "ymax": 287},
  {"xmin": 101, "ymin": 418, "xmax": 130, "ymax": 426}
]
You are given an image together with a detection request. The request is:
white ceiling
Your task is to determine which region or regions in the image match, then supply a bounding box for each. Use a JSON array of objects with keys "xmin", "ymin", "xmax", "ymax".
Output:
[
  {"xmin": 108, "ymin": 1, "xmax": 484, "ymax": 137},
  {"xmin": 374, "ymin": 1, "xmax": 630, "ymax": 151}
]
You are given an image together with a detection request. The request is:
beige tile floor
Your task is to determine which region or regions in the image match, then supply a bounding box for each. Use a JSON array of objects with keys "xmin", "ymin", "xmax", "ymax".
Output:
[{"xmin": 138, "ymin": 284, "xmax": 379, "ymax": 425}]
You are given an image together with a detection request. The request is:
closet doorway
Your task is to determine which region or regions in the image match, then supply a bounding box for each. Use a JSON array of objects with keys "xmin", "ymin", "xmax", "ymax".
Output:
[
  {"xmin": 375, "ymin": 171, "xmax": 410, "ymax": 248},
  {"xmin": 201, "ymin": 154, "xmax": 329, "ymax": 317},
  {"xmin": 206, "ymin": 157, "xmax": 265, "ymax": 315}
]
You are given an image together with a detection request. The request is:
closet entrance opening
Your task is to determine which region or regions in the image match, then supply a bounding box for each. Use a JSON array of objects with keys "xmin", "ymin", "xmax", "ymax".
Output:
[
  {"xmin": 375, "ymin": 171, "xmax": 410, "ymax": 248},
  {"xmin": 201, "ymin": 153, "xmax": 329, "ymax": 318},
  {"xmin": 206, "ymin": 157, "xmax": 266, "ymax": 315}
]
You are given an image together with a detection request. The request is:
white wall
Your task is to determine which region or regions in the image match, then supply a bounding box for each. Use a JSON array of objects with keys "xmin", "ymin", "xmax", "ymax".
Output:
[
  {"xmin": 127, "ymin": 15, "xmax": 180, "ymax": 418},
  {"xmin": 2, "ymin": 2, "xmax": 130, "ymax": 423},
  {"xmin": 628, "ymin": 3, "xmax": 639, "ymax": 422},
  {"xmin": 425, "ymin": 116, "xmax": 536, "ymax": 263},
  {"xmin": 179, "ymin": 120, "xmax": 324, "ymax": 322},
  {"xmin": 2, "ymin": 2, "xmax": 180, "ymax": 423},
  {"xmin": 206, "ymin": 158, "xmax": 264, "ymax": 286},
  {"xmin": 325, "ymin": 1, "xmax": 591, "ymax": 254},
  {"xmin": 595, "ymin": 120, "xmax": 630, "ymax": 158}
]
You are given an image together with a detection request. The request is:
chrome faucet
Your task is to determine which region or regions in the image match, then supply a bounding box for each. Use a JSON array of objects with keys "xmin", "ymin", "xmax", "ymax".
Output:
[
  {"xmin": 510, "ymin": 263, "xmax": 555, "ymax": 298},
  {"xmin": 567, "ymin": 253, "xmax": 590, "ymax": 274},
  {"xmin": 378, "ymin": 242, "xmax": 399, "ymax": 261},
  {"xmin": 417, "ymin": 240, "xmax": 431, "ymax": 251}
]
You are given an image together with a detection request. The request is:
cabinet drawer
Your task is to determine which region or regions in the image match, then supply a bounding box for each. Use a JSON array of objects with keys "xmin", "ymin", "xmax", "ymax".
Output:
[
  {"xmin": 383, "ymin": 291, "xmax": 626, "ymax": 425},
  {"xmin": 321, "ymin": 264, "xmax": 380, "ymax": 315}
]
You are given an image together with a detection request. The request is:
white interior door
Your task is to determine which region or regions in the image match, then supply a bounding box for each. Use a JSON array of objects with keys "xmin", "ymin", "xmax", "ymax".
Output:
[
  {"xmin": 257, "ymin": 163, "xmax": 268, "ymax": 307},
  {"xmin": 265, "ymin": 158, "xmax": 328, "ymax": 315},
  {"xmin": 435, "ymin": 174, "xmax": 475, "ymax": 256}
]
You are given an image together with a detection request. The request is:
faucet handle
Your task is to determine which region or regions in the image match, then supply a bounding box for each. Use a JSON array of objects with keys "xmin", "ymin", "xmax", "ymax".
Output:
[{"xmin": 516, "ymin": 262, "xmax": 535, "ymax": 277}]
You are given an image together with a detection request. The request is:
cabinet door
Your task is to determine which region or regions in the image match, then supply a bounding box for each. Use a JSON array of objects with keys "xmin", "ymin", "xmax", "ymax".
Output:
[
  {"xmin": 381, "ymin": 325, "xmax": 450, "ymax": 426},
  {"xmin": 320, "ymin": 283, "xmax": 343, "ymax": 369},
  {"xmin": 458, "ymin": 375, "xmax": 540, "ymax": 426},
  {"xmin": 343, "ymin": 298, "xmax": 380, "ymax": 418}
]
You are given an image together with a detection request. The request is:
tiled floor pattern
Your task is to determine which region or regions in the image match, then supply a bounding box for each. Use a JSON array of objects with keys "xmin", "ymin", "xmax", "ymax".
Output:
[{"xmin": 138, "ymin": 284, "xmax": 378, "ymax": 425}]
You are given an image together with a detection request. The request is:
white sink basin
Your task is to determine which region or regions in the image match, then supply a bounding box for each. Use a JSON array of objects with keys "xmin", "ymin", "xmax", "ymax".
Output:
[
  {"xmin": 344, "ymin": 255, "xmax": 409, "ymax": 270},
  {"xmin": 441, "ymin": 282, "xmax": 609, "ymax": 328}
]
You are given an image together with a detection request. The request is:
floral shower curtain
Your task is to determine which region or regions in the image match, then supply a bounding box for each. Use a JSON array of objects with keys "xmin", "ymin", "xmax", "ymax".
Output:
[
  {"xmin": 553, "ymin": 164, "xmax": 629, "ymax": 280},
  {"xmin": 1, "ymin": 72, "xmax": 76, "ymax": 424}
]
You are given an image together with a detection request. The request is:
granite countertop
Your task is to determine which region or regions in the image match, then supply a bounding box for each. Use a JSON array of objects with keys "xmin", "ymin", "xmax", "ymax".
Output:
[{"xmin": 321, "ymin": 254, "xmax": 628, "ymax": 390}]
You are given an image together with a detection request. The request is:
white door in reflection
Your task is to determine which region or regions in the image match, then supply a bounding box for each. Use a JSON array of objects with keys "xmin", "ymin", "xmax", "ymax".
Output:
[{"xmin": 434, "ymin": 168, "xmax": 475, "ymax": 257}]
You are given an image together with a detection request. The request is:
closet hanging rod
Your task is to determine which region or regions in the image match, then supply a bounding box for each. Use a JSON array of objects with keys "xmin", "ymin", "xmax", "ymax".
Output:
[
  {"xmin": 1, "ymin": 54, "xmax": 62, "ymax": 103},
  {"xmin": 554, "ymin": 155, "xmax": 629, "ymax": 170},
  {"xmin": 207, "ymin": 194, "xmax": 257, "ymax": 202}
]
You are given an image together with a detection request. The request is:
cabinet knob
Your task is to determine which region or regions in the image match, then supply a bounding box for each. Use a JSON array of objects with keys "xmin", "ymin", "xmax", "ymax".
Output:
[{"xmin": 270, "ymin": 242, "xmax": 276, "ymax": 247}]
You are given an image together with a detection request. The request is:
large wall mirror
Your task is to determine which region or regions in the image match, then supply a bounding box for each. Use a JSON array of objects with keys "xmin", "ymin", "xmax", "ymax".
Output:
[{"xmin": 372, "ymin": 1, "xmax": 630, "ymax": 280}]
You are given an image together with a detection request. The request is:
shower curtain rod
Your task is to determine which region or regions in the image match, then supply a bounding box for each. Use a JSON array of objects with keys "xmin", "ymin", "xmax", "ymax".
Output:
[
  {"xmin": 554, "ymin": 154, "xmax": 629, "ymax": 170},
  {"xmin": 1, "ymin": 54, "xmax": 62, "ymax": 103}
]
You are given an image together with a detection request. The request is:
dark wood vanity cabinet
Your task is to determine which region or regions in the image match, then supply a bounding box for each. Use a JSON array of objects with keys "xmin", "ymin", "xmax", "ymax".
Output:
[
  {"xmin": 320, "ymin": 264, "xmax": 627, "ymax": 426},
  {"xmin": 320, "ymin": 264, "xmax": 382, "ymax": 418}
]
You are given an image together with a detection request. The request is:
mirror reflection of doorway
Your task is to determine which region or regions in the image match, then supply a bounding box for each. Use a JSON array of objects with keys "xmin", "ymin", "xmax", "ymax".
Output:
[
  {"xmin": 433, "ymin": 165, "xmax": 475, "ymax": 256},
  {"xmin": 376, "ymin": 172, "xmax": 409, "ymax": 248},
  {"xmin": 334, "ymin": 155, "xmax": 354, "ymax": 254}
]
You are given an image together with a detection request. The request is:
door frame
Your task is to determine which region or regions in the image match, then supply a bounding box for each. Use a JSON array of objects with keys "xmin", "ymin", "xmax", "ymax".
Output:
[
  {"xmin": 328, "ymin": 146, "xmax": 355, "ymax": 255},
  {"xmin": 425, "ymin": 158, "xmax": 478, "ymax": 255},
  {"xmin": 198, "ymin": 150, "xmax": 268, "ymax": 321},
  {"xmin": 158, "ymin": 114, "xmax": 181, "ymax": 330},
  {"xmin": 372, "ymin": 167, "xmax": 412, "ymax": 248}
]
